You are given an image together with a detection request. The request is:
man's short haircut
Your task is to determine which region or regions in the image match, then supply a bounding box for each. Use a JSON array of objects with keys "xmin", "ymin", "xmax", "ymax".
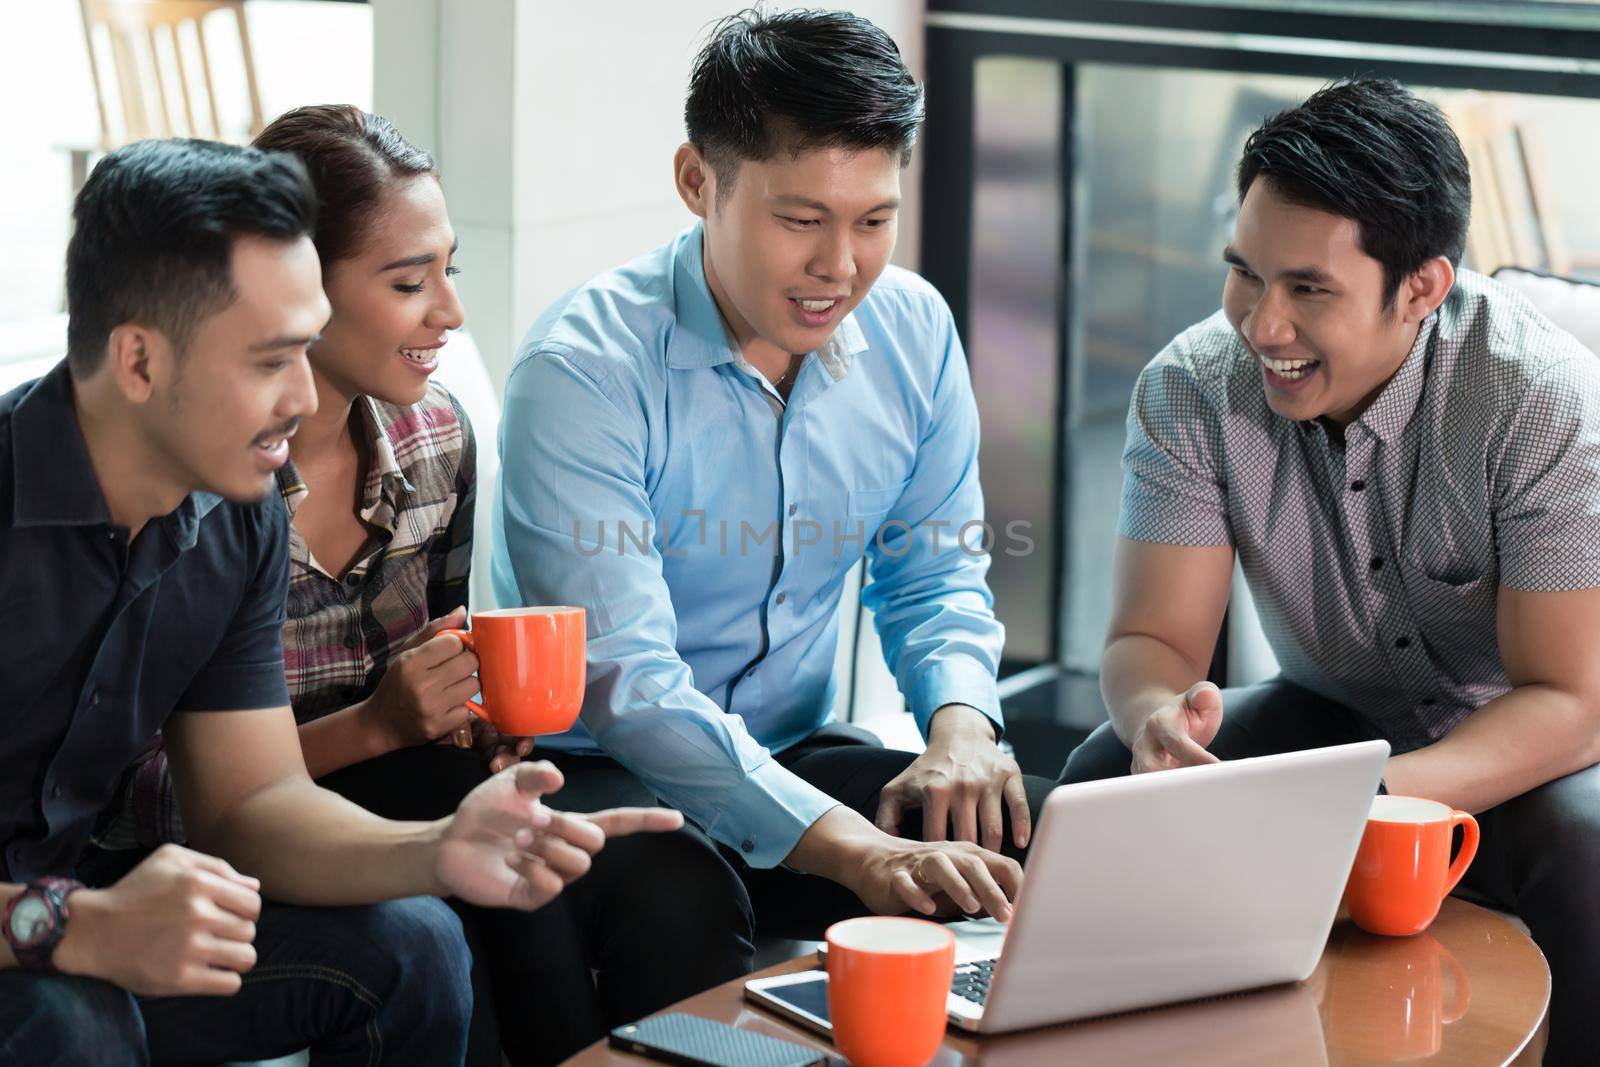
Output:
[
  {"xmin": 684, "ymin": 7, "xmax": 924, "ymax": 204},
  {"xmin": 65, "ymin": 138, "xmax": 316, "ymax": 376},
  {"xmin": 1236, "ymin": 78, "xmax": 1472, "ymax": 309}
]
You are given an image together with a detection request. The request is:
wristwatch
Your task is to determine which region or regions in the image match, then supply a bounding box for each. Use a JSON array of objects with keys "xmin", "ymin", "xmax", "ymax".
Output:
[{"xmin": 3, "ymin": 877, "xmax": 84, "ymax": 970}]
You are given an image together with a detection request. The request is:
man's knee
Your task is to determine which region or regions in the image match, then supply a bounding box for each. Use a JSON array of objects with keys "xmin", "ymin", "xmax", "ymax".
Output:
[
  {"xmin": 321, "ymin": 897, "xmax": 473, "ymax": 1039},
  {"xmin": 600, "ymin": 828, "xmax": 754, "ymax": 947},
  {"xmin": 1059, "ymin": 721, "xmax": 1134, "ymax": 784},
  {"xmin": 1497, "ymin": 764, "xmax": 1600, "ymax": 898},
  {"xmin": 367, "ymin": 895, "xmax": 471, "ymax": 993},
  {"xmin": 0, "ymin": 972, "xmax": 146, "ymax": 1067}
]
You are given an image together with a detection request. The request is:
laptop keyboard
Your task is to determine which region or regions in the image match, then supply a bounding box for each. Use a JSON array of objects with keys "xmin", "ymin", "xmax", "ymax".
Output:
[{"xmin": 951, "ymin": 958, "xmax": 998, "ymax": 1005}]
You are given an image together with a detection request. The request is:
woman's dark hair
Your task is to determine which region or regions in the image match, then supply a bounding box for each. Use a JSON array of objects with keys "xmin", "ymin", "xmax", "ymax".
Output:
[
  {"xmin": 253, "ymin": 104, "xmax": 436, "ymax": 265},
  {"xmin": 65, "ymin": 138, "xmax": 316, "ymax": 376},
  {"xmin": 1236, "ymin": 78, "xmax": 1472, "ymax": 308},
  {"xmin": 684, "ymin": 8, "xmax": 924, "ymax": 202}
]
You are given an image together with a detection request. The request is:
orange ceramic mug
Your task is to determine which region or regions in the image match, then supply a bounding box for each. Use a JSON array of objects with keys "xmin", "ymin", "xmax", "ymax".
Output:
[
  {"xmin": 441, "ymin": 606, "xmax": 585, "ymax": 737},
  {"xmin": 1346, "ymin": 795, "xmax": 1479, "ymax": 937},
  {"xmin": 826, "ymin": 917, "xmax": 954, "ymax": 1067}
]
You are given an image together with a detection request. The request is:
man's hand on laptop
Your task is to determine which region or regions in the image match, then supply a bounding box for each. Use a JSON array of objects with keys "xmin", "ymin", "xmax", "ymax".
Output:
[
  {"xmin": 787, "ymin": 805, "xmax": 1023, "ymax": 923},
  {"xmin": 1130, "ymin": 682, "xmax": 1223, "ymax": 773},
  {"xmin": 856, "ymin": 834, "xmax": 1022, "ymax": 922},
  {"xmin": 874, "ymin": 704, "xmax": 1031, "ymax": 852}
]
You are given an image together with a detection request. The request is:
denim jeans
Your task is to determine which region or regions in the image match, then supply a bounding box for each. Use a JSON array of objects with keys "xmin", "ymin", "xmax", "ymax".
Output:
[{"xmin": 0, "ymin": 895, "xmax": 471, "ymax": 1067}]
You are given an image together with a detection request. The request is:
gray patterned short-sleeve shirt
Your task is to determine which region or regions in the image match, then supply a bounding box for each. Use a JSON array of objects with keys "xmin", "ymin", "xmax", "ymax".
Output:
[{"xmin": 1120, "ymin": 269, "xmax": 1600, "ymax": 747}]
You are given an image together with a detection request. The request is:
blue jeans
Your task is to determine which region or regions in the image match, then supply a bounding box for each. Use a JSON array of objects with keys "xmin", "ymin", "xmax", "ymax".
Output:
[{"xmin": 0, "ymin": 896, "xmax": 471, "ymax": 1067}]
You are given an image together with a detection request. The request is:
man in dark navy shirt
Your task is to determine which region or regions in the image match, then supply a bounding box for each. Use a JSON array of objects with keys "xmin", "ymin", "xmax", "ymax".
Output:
[{"xmin": 0, "ymin": 140, "xmax": 680, "ymax": 1067}]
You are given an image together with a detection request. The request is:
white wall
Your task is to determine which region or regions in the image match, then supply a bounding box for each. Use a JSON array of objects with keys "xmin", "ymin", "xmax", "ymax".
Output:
[{"xmin": 375, "ymin": 0, "xmax": 925, "ymax": 388}]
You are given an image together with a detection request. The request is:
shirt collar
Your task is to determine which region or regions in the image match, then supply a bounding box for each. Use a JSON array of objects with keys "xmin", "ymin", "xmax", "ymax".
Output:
[
  {"xmin": 277, "ymin": 395, "xmax": 412, "ymax": 521},
  {"xmin": 666, "ymin": 223, "xmax": 869, "ymax": 376},
  {"xmin": 1355, "ymin": 310, "xmax": 1435, "ymax": 445},
  {"xmin": 354, "ymin": 395, "xmax": 410, "ymax": 512},
  {"xmin": 10, "ymin": 361, "xmax": 221, "ymax": 543},
  {"xmin": 167, "ymin": 491, "xmax": 224, "ymax": 551},
  {"xmin": 10, "ymin": 360, "xmax": 110, "ymax": 528}
]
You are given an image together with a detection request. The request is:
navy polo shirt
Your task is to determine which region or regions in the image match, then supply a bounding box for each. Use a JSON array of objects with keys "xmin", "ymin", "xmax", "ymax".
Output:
[{"xmin": 1, "ymin": 362, "xmax": 291, "ymax": 883}]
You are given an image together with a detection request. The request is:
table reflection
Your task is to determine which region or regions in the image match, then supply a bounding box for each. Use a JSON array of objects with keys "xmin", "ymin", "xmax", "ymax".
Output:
[{"xmin": 1319, "ymin": 926, "xmax": 1471, "ymax": 1062}]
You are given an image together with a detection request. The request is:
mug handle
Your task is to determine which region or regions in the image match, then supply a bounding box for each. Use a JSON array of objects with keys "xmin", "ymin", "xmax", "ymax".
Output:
[
  {"xmin": 1438, "ymin": 942, "xmax": 1472, "ymax": 1024},
  {"xmin": 439, "ymin": 628, "xmax": 489, "ymax": 721},
  {"xmin": 1443, "ymin": 810, "xmax": 1480, "ymax": 896}
]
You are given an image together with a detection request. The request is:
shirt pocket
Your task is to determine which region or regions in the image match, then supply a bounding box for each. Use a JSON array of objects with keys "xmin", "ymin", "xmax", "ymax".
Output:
[
  {"xmin": 1400, "ymin": 563, "xmax": 1499, "ymax": 665},
  {"xmin": 848, "ymin": 479, "xmax": 910, "ymax": 519}
]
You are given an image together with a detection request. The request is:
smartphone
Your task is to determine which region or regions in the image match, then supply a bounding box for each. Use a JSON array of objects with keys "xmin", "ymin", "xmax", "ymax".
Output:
[
  {"xmin": 743, "ymin": 970, "xmax": 833, "ymax": 1038},
  {"xmin": 609, "ymin": 1012, "xmax": 826, "ymax": 1067}
]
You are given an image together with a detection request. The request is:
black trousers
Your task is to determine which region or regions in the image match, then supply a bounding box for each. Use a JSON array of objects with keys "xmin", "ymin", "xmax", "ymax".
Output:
[
  {"xmin": 540, "ymin": 724, "xmax": 1057, "ymax": 943},
  {"xmin": 317, "ymin": 745, "xmax": 754, "ymax": 1067},
  {"xmin": 1059, "ymin": 676, "xmax": 1600, "ymax": 1067}
]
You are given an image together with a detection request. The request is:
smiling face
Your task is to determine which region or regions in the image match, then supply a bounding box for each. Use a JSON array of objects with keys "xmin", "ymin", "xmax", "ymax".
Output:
[
  {"xmin": 143, "ymin": 234, "xmax": 327, "ymax": 502},
  {"xmin": 1222, "ymin": 178, "xmax": 1438, "ymax": 427},
  {"xmin": 682, "ymin": 143, "xmax": 901, "ymax": 360},
  {"xmin": 311, "ymin": 174, "xmax": 465, "ymax": 406}
]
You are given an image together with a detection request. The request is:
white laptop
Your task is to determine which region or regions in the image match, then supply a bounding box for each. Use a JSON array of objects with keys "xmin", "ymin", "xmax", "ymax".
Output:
[
  {"xmin": 770, "ymin": 740, "xmax": 1387, "ymax": 1037},
  {"xmin": 940, "ymin": 739, "xmax": 1388, "ymax": 1033}
]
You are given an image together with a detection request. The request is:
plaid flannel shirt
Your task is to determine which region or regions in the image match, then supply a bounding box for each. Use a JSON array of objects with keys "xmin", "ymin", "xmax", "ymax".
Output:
[{"xmin": 95, "ymin": 382, "xmax": 475, "ymax": 849}]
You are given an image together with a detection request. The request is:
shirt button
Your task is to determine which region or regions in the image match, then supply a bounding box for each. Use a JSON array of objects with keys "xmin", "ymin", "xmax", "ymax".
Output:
[
  {"xmin": 741, "ymin": 838, "xmax": 755, "ymax": 854},
  {"xmin": 343, "ymin": 636, "xmax": 357, "ymax": 649},
  {"xmin": 775, "ymin": 592, "xmax": 786, "ymax": 605},
  {"xmin": 1395, "ymin": 636, "xmax": 1411, "ymax": 650},
  {"xmin": 50, "ymin": 786, "xmax": 62, "ymax": 800},
  {"xmin": 788, "ymin": 504, "xmax": 798, "ymax": 516},
  {"xmin": 1350, "ymin": 480, "xmax": 1366, "ymax": 492},
  {"xmin": 1369, "ymin": 557, "xmax": 1384, "ymax": 571},
  {"xmin": 345, "ymin": 574, "xmax": 360, "ymax": 587}
]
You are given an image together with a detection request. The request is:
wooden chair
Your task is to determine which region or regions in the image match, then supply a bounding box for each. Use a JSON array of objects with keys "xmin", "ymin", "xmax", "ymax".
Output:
[{"xmin": 70, "ymin": 0, "xmax": 265, "ymax": 191}]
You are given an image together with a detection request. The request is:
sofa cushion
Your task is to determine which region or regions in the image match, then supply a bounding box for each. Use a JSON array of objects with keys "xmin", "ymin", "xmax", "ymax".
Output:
[{"xmin": 1493, "ymin": 267, "xmax": 1600, "ymax": 357}]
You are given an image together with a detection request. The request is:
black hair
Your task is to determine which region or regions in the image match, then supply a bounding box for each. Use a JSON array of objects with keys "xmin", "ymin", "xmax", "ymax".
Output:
[
  {"xmin": 65, "ymin": 137, "xmax": 317, "ymax": 376},
  {"xmin": 684, "ymin": 7, "xmax": 924, "ymax": 202},
  {"xmin": 253, "ymin": 104, "xmax": 436, "ymax": 265},
  {"xmin": 1236, "ymin": 78, "xmax": 1471, "ymax": 309}
]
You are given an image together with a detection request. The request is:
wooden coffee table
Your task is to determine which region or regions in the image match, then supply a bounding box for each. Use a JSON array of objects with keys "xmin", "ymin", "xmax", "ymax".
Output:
[{"xmin": 570, "ymin": 898, "xmax": 1549, "ymax": 1066}]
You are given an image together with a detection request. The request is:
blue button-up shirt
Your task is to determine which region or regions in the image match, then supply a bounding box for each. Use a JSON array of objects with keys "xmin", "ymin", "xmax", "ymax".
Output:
[{"xmin": 491, "ymin": 225, "xmax": 1004, "ymax": 866}]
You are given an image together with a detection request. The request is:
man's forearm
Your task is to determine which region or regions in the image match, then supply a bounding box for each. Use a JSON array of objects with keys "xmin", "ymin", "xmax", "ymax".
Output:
[
  {"xmin": 1385, "ymin": 683, "xmax": 1600, "ymax": 813},
  {"xmin": 782, "ymin": 804, "xmax": 874, "ymax": 881},
  {"xmin": 193, "ymin": 778, "xmax": 444, "ymax": 905},
  {"xmin": 928, "ymin": 703, "xmax": 997, "ymax": 744},
  {"xmin": 1100, "ymin": 633, "xmax": 1208, "ymax": 744}
]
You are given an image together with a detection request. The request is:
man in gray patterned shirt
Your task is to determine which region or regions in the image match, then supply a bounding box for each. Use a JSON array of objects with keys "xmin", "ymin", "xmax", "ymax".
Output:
[{"xmin": 1061, "ymin": 79, "xmax": 1600, "ymax": 1064}]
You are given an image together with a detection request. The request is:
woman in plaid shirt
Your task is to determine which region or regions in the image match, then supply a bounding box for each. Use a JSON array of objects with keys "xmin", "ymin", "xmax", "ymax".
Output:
[{"xmin": 102, "ymin": 107, "xmax": 751, "ymax": 1066}]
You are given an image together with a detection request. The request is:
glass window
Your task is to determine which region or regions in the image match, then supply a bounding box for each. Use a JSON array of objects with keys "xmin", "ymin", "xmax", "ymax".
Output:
[{"xmin": 968, "ymin": 57, "xmax": 1064, "ymax": 670}]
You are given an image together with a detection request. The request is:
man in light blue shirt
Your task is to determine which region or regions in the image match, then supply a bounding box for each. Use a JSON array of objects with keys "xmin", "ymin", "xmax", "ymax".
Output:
[{"xmin": 493, "ymin": 10, "xmax": 1054, "ymax": 941}]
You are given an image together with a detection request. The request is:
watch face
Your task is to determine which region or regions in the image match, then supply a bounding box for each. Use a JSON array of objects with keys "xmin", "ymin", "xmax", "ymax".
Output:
[{"xmin": 8, "ymin": 895, "xmax": 53, "ymax": 948}]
